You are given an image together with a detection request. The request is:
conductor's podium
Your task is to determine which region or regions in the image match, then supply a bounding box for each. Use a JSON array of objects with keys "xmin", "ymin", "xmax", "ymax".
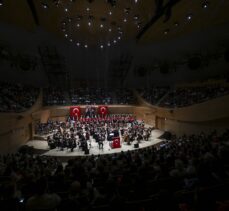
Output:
[{"xmin": 110, "ymin": 137, "xmax": 121, "ymax": 149}]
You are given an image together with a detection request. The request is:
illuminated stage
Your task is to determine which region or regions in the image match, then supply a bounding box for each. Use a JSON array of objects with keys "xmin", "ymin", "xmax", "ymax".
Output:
[{"xmin": 26, "ymin": 129, "xmax": 164, "ymax": 157}]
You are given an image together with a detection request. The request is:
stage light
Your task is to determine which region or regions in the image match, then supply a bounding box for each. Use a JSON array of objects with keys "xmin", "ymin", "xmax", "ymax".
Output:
[
  {"xmin": 174, "ymin": 22, "xmax": 179, "ymax": 27},
  {"xmin": 69, "ymin": 39, "xmax": 73, "ymax": 42},
  {"xmin": 65, "ymin": 34, "xmax": 68, "ymax": 37},
  {"xmin": 64, "ymin": 8, "xmax": 68, "ymax": 12},
  {"xmin": 118, "ymin": 36, "xmax": 121, "ymax": 40},
  {"xmin": 108, "ymin": 28, "xmax": 112, "ymax": 32},
  {"xmin": 88, "ymin": 22, "xmax": 91, "ymax": 26},
  {"xmin": 113, "ymin": 40, "xmax": 117, "ymax": 43},
  {"xmin": 164, "ymin": 29, "xmax": 169, "ymax": 35},
  {"xmin": 84, "ymin": 44, "xmax": 88, "ymax": 48},
  {"xmin": 107, "ymin": 42, "xmax": 111, "ymax": 46},
  {"xmin": 86, "ymin": 7, "xmax": 90, "ymax": 11},
  {"xmin": 123, "ymin": 18, "xmax": 127, "ymax": 23},
  {"xmin": 100, "ymin": 24, "xmax": 104, "ymax": 28},
  {"xmin": 76, "ymin": 23, "xmax": 80, "ymax": 27},
  {"xmin": 0, "ymin": 1, "xmax": 3, "ymax": 6},
  {"xmin": 109, "ymin": 11, "xmax": 112, "ymax": 15},
  {"xmin": 76, "ymin": 42, "xmax": 80, "ymax": 46},
  {"xmin": 100, "ymin": 45, "xmax": 104, "ymax": 49}
]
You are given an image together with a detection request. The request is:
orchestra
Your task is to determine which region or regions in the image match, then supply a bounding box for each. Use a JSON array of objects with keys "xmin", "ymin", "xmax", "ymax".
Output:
[{"xmin": 44, "ymin": 114, "xmax": 154, "ymax": 154}]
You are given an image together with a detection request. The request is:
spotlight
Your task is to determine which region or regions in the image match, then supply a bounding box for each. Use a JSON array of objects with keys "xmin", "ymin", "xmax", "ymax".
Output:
[
  {"xmin": 0, "ymin": 1, "xmax": 3, "ymax": 6},
  {"xmin": 64, "ymin": 8, "xmax": 68, "ymax": 12},
  {"xmin": 123, "ymin": 18, "xmax": 127, "ymax": 23},
  {"xmin": 113, "ymin": 40, "xmax": 117, "ymax": 43},
  {"xmin": 65, "ymin": 34, "xmax": 68, "ymax": 37},
  {"xmin": 100, "ymin": 24, "xmax": 104, "ymax": 28},
  {"xmin": 69, "ymin": 39, "xmax": 73, "ymax": 42},
  {"xmin": 108, "ymin": 28, "xmax": 112, "ymax": 32},
  {"xmin": 86, "ymin": 7, "xmax": 90, "ymax": 11},
  {"xmin": 109, "ymin": 11, "xmax": 112, "ymax": 15},
  {"xmin": 118, "ymin": 36, "xmax": 121, "ymax": 40},
  {"xmin": 76, "ymin": 42, "xmax": 80, "ymax": 46},
  {"xmin": 76, "ymin": 23, "xmax": 80, "ymax": 27},
  {"xmin": 100, "ymin": 45, "xmax": 104, "ymax": 49},
  {"xmin": 107, "ymin": 42, "xmax": 111, "ymax": 46},
  {"xmin": 88, "ymin": 22, "xmax": 91, "ymax": 26},
  {"xmin": 84, "ymin": 44, "xmax": 88, "ymax": 48}
]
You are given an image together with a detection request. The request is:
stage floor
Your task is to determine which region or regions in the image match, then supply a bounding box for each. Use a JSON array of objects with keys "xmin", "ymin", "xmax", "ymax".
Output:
[{"xmin": 25, "ymin": 129, "xmax": 164, "ymax": 157}]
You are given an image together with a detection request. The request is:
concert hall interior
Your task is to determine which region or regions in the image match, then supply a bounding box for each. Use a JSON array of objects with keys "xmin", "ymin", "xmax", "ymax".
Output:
[{"xmin": 1, "ymin": 0, "xmax": 229, "ymax": 211}]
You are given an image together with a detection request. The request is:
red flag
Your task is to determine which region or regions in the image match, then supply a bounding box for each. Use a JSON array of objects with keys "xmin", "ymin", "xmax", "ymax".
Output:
[
  {"xmin": 111, "ymin": 137, "xmax": 121, "ymax": 149},
  {"xmin": 98, "ymin": 106, "xmax": 108, "ymax": 117},
  {"xmin": 70, "ymin": 106, "xmax": 81, "ymax": 119}
]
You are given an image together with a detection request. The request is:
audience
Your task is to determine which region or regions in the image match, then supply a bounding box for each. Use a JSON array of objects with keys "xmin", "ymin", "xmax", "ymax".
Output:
[
  {"xmin": 43, "ymin": 88, "xmax": 68, "ymax": 106},
  {"xmin": 138, "ymin": 86, "xmax": 170, "ymax": 105},
  {"xmin": 160, "ymin": 84, "xmax": 229, "ymax": 108},
  {"xmin": 0, "ymin": 129, "xmax": 228, "ymax": 210},
  {"xmin": 0, "ymin": 82, "xmax": 39, "ymax": 113}
]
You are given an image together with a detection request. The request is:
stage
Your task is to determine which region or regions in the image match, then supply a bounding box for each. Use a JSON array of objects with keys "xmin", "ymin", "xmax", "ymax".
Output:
[{"xmin": 25, "ymin": 129, "xmax": 164, "ymax": 157}]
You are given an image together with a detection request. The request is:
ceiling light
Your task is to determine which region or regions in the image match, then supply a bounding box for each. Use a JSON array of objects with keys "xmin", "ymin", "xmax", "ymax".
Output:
[
  {"xmin": 42, "ymin": 3, "xmax": 49, "ymax": 9},
  {"xmin": 64, "ymin": 8, "xmax": 68, "ymax": 12},
  {"xmin": 202, "ymin": 1, "xmax": 209, "ymax": 9},
  {"xmin": 164, "ymin": 29, "xmax": 169, "ymax": 35},
  {"xmin": 186, "ymin": 14, "xmax": 193, "ymax": 21},
  {"xmin": 88, "ymin": 22, "xmax": 91, "ymax": 26},
  {"xmin": 100, "ymin": 24, "xmax": 104, "ymax": 28},
  {"xmin": 174, "ymin": 22, "xmax": 179, "ymax": 27},
  {"xmin": 109, "ymin": 11, "xmax": 112, "ymax": 15},
  {"xmin": 77, "ymin": 23, "xmax": 80, "ymax": 27}
]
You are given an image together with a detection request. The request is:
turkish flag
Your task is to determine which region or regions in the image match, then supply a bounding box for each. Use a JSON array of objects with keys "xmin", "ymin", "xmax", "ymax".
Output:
[
  {"xmin": 70, "ymin": 106, "xmax": 81, "ymax": 120},
  {"xmin": 98, "ymin": 106, "xmax": 108, "ymax": 117},
  {"xmin": 111, "ymin": 137, "xmax": 121, "ymax": 149}
]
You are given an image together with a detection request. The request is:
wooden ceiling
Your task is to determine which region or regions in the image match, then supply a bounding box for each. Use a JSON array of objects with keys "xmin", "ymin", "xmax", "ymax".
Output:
[{"xmin": 0, "ymin": 0, "xmax": 229, "ymax": 47}]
